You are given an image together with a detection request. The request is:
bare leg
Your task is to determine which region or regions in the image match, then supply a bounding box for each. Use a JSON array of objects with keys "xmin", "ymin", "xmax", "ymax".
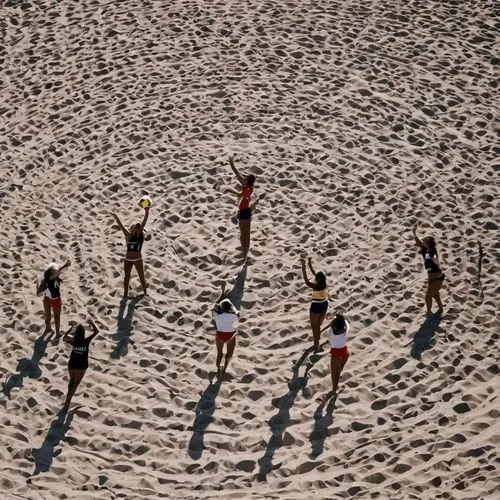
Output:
[
  {"xmin": 426, "ymin": 280, "xmax": 444, "ymax": 315},
  {"xmin": 310, "ymin": 312, "xmax": 322, "ymax": 352},
  {"xmin": 331, "ymin": 357, "xmax": 348, "ymax": 392},
  {"xmin": 43, "ymin": 301, "xmax": 52, "ymax": 333},
  {"xmin": 222, "ymin": 337, "xmax": 236, "ymax": 374},
  {"xmin": 239, "ymin": 219, "xmax": 251, "ymax": 256},
  {"xmin": 215, "ymin": 338, "xmax": 224, "ymax": 375},
  {"xmin": 53, "ymin": 301, "xmax": 62, "ymax": 336},
  {"xmin": 434, "ymin": 292, "xmax": 443, "ymax": 312},
  {"xmin": 424, "ymin": 287, "xmax": 433, "ymax": 316},
  {"xmin": 63, "ymin": 369, "xmax": 86, "ymax": 411},
  {"xmin": 134, "ymin": 259, "xmax": 148, "ymax": 295},
  {"xmin": 123, "ymin": 260, "xmax": 133, "ymax": 297}
]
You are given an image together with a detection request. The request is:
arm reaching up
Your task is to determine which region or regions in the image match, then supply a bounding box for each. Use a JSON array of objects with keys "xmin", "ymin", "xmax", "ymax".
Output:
[
  {"xmin": 229, "ymin": 156, "xmax": 244, "ymax": 186},
  {"xmin": 112, "ymin": 213, "xmax": 130, "ymax": 239},
  {"xmin": 413, "ymin": 224, "xmax": 425, "ymax": 248},
  {"xmin": 301, "ymin": 256, "xmax": 313, "ymax": 288}
]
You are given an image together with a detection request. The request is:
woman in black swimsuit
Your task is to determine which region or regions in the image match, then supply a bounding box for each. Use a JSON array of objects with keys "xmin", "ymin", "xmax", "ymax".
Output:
[
  {"xmin": 62, "ymin": 318, "xmax": 99, "ymax": 412},
  {"xmin": 413, "ymin": 224, "xmax": 445, "ymax": 316},
  {"xmin": 112, "ymin": 205, "xmax": 150, "ymax": 297}
]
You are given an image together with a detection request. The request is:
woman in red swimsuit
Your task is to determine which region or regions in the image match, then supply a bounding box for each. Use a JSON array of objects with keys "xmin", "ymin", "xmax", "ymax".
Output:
[{"xmin": 228, "ymin": 156, "xmax": 256, "ymax": 257}]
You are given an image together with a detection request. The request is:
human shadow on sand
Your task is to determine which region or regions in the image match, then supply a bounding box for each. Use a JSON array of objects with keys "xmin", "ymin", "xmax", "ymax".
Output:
[
  {"xmin": 188, "ymin": 376, "xmax": 223, "ymax": 460},
  {"xmin": 110, "ymin": 297, "xmax": 139, "ymax": 359},
  {"xmin": 227, "ymin": 263, "xmax": 247, "ymax": 310},
  {"xmin": 410, "ymin": 312, "xmax": 442, "ymax": 360},
  {"xmin": 31, "ymin": 408, "xmax": 76, "ymax": 475},
  {"xmin": 257, "ymin": 346, "xmax": 316, "ymax": 481},
  {"xmin": 2, "ymin": 330, "xmax": 54, "ymax": 399},
  {"xmin": 309, "ymin": 393, "xmax": 338, "ymax": 458}
]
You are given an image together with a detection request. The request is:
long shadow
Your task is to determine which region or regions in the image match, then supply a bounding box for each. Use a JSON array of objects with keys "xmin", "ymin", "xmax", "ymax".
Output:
[
  {"xmin": 476, "ymin": 240, "xmax": 484, "ymax": 303},
  {"xmin": 32, "ymin": 409, "xmax": 76, "ymax": 475},
  {"xmin": 110, "ymin": 297, "xmax": 139, "ymax": 359},
  {"xmin": 227, "ymin": 262, "xmax": 247, "ymax": 310},
  {"xmin": 188, "ymin": 376, "xmax": 223, "ymax": 460},
  {"xmin": 2, "ymin": 330, "xmax": 54, "ymax": 399},
  {"xmin": 257, "ymin": 346, "xmax": 316, "ymax": 481},
  {"xmin": 410, "ymin": 313, "xmax": 442, "ymax": 360},
  {"xmin": 309, "ymin": 394, "xmax": 338, "ymax": 458}
]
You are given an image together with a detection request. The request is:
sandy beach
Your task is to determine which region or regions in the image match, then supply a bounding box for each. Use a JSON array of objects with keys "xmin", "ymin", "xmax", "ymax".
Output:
[{"xmin": 0, "ymin": 0, "xmax": 498, "ymax": 498}]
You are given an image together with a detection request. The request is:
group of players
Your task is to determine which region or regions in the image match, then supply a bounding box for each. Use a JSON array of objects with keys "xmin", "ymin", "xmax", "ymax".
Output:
[{"xmin": 35, "ymin": 157, "xmax": 445, "ymax": 411}]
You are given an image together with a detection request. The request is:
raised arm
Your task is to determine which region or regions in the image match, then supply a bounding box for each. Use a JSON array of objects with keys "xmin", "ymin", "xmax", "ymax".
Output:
[
  {"xmin": 307, "ymin": 256, "xmax": 316, "ymax": 276},
  {"xmin": 63, "ymin": 325, "xmax": 75, "ymax": 345},
  {"xmin": 57, "ymin": 259, "xmax": 71, "ymax": 276},
  {"xmin": 229, "ymin": 156, "xmax": 244, "ymax": 186},
  {"xmin": 112, "ymin": 212, "xmax": 130, "ymax": 239},
  {"xmin": 139, "ymin": 206, "xmax": 150, "ymax": 231},
  {"xmin": 412, "ymin": 225, "xmax": 424, "ymax": 248},
  {"xmin": 320, "ymin": 316, "xmax": 335, "ymax": 333},
  {"xmin": 87, "ymin": 318, "xmax": 99, "ymax": 341},
  {"xmin": 300, "ymin": 256, "xmax": 313, "ymax": 288}
]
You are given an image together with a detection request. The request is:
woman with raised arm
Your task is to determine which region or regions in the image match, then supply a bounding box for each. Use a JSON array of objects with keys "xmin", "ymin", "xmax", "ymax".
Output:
[
  {"xmin": 300, "ymin": 254, "xmax": 328, "ymax": 352},
  {"xmin": 36, "ymin": 260, "xmax": 71, "ymax": 336},
  {"xmin": 213, "ymin": 282, "xmax": 239, "ymax": 377},
  {"xmin": 325, "ymin": 313, "xmax": 350, "ymax": 394},
  {"xmin": 112, "ymin": 205, "xmax": 150, "ymax": 297},
  {"xmin": 62, "ymin": 318, "xmax": 99, "ymax": 412},
  {"xmin": 227, "ymin": 156, "xmax": 256, "ymax": 257},
  {"xmin": 413, "ymin": 224, "xmax": 445, "ymax": 316}
]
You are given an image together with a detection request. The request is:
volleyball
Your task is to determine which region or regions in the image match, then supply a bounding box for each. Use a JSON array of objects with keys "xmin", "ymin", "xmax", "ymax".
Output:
[{"xmin": 139, "ymin": 195, "xmax": 152, "ymax": 208}]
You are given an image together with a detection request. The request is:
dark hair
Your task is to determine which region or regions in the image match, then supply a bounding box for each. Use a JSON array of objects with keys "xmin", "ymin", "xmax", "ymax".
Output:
[
  {"xmin": 426, "ymin": 236, "xmax": 436, "ymax": 248},
  {"xmin": 43, "ymin": 269, "xmax": 53, "ymax": 282},
  {"xmin": 313, "ymin": 271, "xmax": 327, "ymax": 291},
  {"xmin": 332, "ymin": 313, "xmax": 347, "ymax": 335},
  {"xmin": 74, "ymin": 325, "xmax": 86, "ymax": 345},
  {"xmin": 220, "ymin": 299, "xmax": 234, "ymax": 313},
  {"xmin": 246, "ymin": 174, "xmax": 256, "ymax": 187}
]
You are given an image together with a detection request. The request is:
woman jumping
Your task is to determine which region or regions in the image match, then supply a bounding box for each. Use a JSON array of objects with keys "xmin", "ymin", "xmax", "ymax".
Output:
[
  {"xmin": 227, "ymin": 156, "xmax": 256, "ymax": 257},
  {"xmin": 62, "ymin": 317, "xmax": 99, "ymax": 412},
  {"xmin": 213, "ymin": 282, "xmax": 239, "ymax": 377},
  {"xmin": 413, "ymin": 224, "xmax": 445, "ymax": 316},
  {"xmin": 112, "ymin": 205, "xmax": 150, "ymax": 297},
  {"xmin": 300, "ymin": 254, "xmax": 328, "ymax": 352},
  {"xmin": 36, "ymin": 260, "xmax": 71, "ymax": 336},
  {"xmin": 325, "ymin": 313, "xmax": 350, "ymax": 394}
]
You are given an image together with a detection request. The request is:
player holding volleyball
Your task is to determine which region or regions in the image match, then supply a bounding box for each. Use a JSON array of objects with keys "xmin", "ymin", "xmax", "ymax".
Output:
[{"xmin": 112, "ymin": 197, "xmax": 151, "ymax": 297}]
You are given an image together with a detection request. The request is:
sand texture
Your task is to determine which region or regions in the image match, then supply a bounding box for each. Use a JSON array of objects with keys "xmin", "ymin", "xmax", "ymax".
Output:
[{"xmin": 0, "ymin": 0, "xmax": 498, "ymax": 499}]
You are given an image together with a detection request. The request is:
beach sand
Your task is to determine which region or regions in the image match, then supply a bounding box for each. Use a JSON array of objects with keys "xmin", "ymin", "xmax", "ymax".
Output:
[{"xmin": 0, "ymin": 0, "xmax": 498, "ymax": 498}]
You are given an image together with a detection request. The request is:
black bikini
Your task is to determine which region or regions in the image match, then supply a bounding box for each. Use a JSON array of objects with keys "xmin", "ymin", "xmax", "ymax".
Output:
[{"xmin": 127, "ymin": 233, "xmax": 144, "ymax": 253}]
